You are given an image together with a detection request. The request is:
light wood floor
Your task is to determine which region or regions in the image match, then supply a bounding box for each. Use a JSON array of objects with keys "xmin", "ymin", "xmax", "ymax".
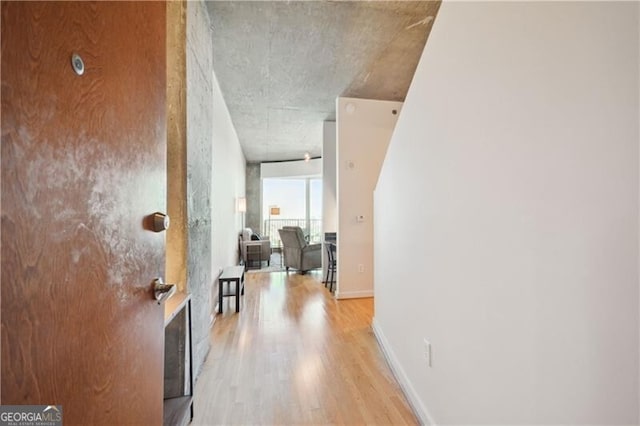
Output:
[{"xmin": 192, "ymin": 271, "xmax": 418, "ymax": 425}]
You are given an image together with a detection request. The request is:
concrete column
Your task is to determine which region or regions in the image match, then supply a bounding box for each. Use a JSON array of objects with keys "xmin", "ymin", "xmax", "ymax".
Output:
[{"xmin": 245, "ymin": 162, "xmax": 261, "ymax": 232}]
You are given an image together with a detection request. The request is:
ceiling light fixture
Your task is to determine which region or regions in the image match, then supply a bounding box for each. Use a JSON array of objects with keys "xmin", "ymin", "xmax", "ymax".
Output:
[{"xmin": 304, "ymin": 152, "xmax": 311, "ymax": 162}]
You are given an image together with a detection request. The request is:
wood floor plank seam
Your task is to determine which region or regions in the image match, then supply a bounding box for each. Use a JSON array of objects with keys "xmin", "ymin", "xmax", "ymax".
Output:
[{"xmin": 193, "ymin": 271, "xmax": 418, "ymax": 425}]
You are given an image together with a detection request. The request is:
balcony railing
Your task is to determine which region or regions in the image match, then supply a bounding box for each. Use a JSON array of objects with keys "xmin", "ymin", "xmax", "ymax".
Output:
[{"xmin": 263, "ymin": 218, "xmax": 322, "ymax": 248}]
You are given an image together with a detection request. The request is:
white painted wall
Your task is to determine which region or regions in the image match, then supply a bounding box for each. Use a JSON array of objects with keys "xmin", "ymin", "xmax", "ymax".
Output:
[
  {"xmin": 322, "ymin": 121, "xmax": 337, "ymax": 234},
  {"xmin": 260, "ymin": 158, "xmax": 321, "ymax": 179},
  {"xmin": 337, "ymin": 97, "xmax": 402, "ymax": 299},
  {"xmin": 322, "ymin": 121, "xmax": 338, "ymax": 279},
  {"xmin": 211, "ymin": 67, "xmax": 246, "ymax": 293},
  {"xmin": 322, "ymin": 121, "xmax": 337, "ymax": 277},
  {"xmin": 374, "ymin": 2, "xmax": 639, "ymax": 424}
]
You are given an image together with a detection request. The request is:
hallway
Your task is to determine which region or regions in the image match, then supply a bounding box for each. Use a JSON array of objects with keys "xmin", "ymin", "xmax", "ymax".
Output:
[{"xmin": 193, "ymin": 271, "xmax": 417, "ymax": 425}]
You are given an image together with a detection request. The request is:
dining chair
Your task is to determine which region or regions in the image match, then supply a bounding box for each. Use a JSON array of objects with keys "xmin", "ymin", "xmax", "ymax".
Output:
[{"xmin": 324, "ymin": 242, "xmax": 337, "ymax": 292}]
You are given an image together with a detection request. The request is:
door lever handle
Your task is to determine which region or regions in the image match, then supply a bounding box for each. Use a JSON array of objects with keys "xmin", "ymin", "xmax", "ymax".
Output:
[{"xmin": 153, "ymin": 278, "xmax": 176, "ymax": 305}]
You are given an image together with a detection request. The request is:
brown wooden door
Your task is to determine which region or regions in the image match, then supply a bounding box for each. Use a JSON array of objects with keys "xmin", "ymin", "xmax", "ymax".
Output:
[{"xmin": 1, "ymin": 2, "xmax": 167, "ymax": 424}]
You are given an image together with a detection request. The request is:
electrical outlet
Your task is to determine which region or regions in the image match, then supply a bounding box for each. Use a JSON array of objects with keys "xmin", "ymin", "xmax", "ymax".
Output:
[
  {"xmin": 358, "ymin": 264, "xmax": 364, "ymax": 273},
  {"xmin": 423, "ymin": 339, "xmax": 432, "ymax": 367}
]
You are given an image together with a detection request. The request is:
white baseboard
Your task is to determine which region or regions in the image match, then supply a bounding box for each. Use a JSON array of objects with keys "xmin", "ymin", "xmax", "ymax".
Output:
[
  {"xmin": 371, "ymin": 317, "xmax": 436, "ymax": 426},
  {"xmin": 335, "ymin": 289, "xmax": 373, "ymax": 299}
]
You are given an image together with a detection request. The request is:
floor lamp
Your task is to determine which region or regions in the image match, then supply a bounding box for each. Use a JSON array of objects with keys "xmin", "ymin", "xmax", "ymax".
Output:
[{"xmin": 237, "ymin": 197, "xmax": 246, "ymax": 229}]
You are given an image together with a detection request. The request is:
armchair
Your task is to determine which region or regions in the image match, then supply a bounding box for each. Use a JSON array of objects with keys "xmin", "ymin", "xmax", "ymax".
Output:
[
  {"xmin": 239, "ymin": 228, "xmax": 271, "ymax": 269},
  {"xmin": 278, "ymin": 226, "xmax": 321, "ymax": 274}
]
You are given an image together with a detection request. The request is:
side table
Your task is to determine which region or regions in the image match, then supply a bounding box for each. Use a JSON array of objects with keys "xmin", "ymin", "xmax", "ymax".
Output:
[{"xmin": 218, "ymin": 266, "xmax": 245, "ymax": 313}]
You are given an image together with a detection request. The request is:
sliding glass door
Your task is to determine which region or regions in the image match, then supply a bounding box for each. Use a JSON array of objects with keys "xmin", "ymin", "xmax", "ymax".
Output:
[
  {"xmin": 309, "ymin": 178, "xmax": 322, "ymax": 242},
  {"xmin": 262, "ymin": 177, "xmax": 322, "ymax": 247}
]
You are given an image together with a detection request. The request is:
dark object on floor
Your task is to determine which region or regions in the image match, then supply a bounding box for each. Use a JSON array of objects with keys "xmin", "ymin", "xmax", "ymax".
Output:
[
  {"xmin": 218, "ymin": 266, "xmax": 245, "ymax": 313},
  {"xmin": 245, "ymin": 243, "xmax": 262, "ymax": 270},
  {"xmin": 324, "ymin": 242, "xmax": 337, "ymax": 292},
  {"xmin": 239, "ymin": 227, "xmax": 271, "ymax": 268}
]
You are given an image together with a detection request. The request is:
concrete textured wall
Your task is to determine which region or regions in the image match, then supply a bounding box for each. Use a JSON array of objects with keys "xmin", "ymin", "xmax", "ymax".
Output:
[
  {"xmin": 245, "ymin": 162, "xmax": 261, "ymax": 232},
  {"xmin": 186, "ymin": 0, "xmax": 214, "ymax": 376}
]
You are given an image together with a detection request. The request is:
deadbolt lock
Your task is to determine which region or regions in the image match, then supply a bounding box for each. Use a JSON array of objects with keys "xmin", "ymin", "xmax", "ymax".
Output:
[{"xmin": 152, "ymin": 212, "xmax": 170, "ymax": 232}]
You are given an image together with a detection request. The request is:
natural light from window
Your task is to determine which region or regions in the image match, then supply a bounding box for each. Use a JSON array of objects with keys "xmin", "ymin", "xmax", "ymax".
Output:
[{"xmin": 262, "ymin": 177, "xmax": 322, "ymax": 245}]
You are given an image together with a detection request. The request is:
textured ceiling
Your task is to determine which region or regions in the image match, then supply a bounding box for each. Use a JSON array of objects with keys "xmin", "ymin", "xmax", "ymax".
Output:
[{"xmin": 207, "ymin": 1, "xmax": 441, "ymax": 162}]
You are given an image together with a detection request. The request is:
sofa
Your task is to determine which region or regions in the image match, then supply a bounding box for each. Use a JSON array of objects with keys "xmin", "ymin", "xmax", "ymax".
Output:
[
  {"xmin": 239, "ymin": 228, "xmax": 271, "ymax": 269},
  {"xmin": 278, "ymin": 226, "xmax": 321, "ymax": 273}
]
